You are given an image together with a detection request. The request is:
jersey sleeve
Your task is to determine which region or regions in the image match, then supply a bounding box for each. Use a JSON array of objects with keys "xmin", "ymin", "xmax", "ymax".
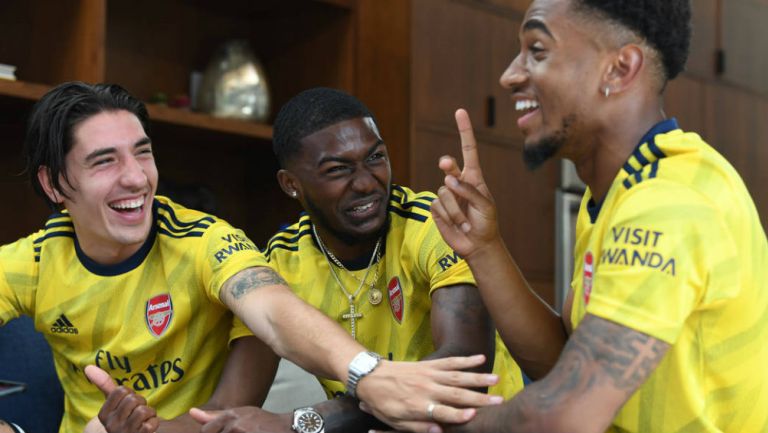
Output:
[
  {"xmin": 199, "ymin": 221, "xmax": 273, "ymax": 305},
  {"xmin": 229, "ymin": 316, "xmax": 253, "ymax": 343},
  {"xmin": 0, "ymin": 235, "xmax": 40, "ymax": 325},
  {"xmin": 587, "ymin": 180, "xmax": 738, "ymax": 344},
  {"xmin": 417, "ymin": 216, "xmax": 477, "ymax": 295}
]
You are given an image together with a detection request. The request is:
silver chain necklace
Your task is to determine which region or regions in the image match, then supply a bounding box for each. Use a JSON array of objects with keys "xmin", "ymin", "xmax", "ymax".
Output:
[{"xmin": 312, "ymin": 223, "xmax": 383, "ymax": 340}]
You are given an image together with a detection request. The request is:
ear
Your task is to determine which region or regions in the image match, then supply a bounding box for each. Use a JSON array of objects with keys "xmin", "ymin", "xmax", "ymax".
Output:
[
  {"xmin": 601, "ymin": 43, "xmax": 644, "ymax": 96},
  {"xmin": 37, "ymin": 166, "xmax": 64, "ymax": 204},
  {"xmin": 276, "ymin": 169, "xmax": 301, "ymax": 199}
]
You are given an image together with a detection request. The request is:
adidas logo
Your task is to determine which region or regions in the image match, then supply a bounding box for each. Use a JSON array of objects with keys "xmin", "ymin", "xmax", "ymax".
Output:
[{"xmin": 51, "ymin": 314, "xmax": 79, "ymax": 335}]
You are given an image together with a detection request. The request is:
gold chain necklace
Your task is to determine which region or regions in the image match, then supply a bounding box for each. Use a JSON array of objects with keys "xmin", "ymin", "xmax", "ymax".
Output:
[
  {"xmin": 322, "ymin": 237, "xmax": 384, "ymax": 307},
  {"xmin": 312, "ymin": 223, "xmax": 382, "ymax": 340}
]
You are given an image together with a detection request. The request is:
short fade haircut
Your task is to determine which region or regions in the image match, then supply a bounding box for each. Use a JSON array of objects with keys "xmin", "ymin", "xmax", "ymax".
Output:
[
  {"xmin": 573, "ymin": 0, "xmax": 692, "ymax": 81},
  {"xmin": 272, "ymin": 87, "xmax": 376, "ymax": 167},
  {"xmin": 24, "ymin": 82, "xmax": 149, "ymax": 210}
]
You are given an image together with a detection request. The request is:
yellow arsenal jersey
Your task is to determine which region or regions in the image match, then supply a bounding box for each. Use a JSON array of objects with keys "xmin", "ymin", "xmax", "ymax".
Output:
[
  {"xmin": 570, "ymin": 119, "xmax": 768, "ymax": 432},
  {"xmin": 0, "ymin": 196, "xmax": 265, "ymax": 433},
  {"xmin": 234, "ymin": 185, "xmax": 523, "ymax": 399}
]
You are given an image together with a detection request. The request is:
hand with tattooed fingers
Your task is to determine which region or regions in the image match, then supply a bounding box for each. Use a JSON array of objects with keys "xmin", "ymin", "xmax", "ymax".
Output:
[{"xmin": 431, "ymin": 109, "xmax": 503, "ymax": 259}]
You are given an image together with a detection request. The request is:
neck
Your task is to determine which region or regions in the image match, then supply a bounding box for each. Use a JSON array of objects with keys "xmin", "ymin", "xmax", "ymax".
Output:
[
  {"xmin": 312, "ymin": 223, "xmax": 381, "ymax": 264},
  {"xmin": 77, "ymin": 237, "xmax": 145, "ymax": 265},
  {"xmin": 574, "ymin": 100, "xmax": 665, "ymax": 203}
]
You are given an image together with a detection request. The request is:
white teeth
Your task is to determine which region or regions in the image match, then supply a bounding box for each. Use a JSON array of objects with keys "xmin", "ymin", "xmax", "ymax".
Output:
[
  {"xmin": 110, "ymin": 197, "xmax": 145, "ymax": 210},
  {"xmin": 515, "ymin": 100, "xmax": 540, "ymax": 111},
  {"xmin": 352, "ymin": 202, "xmax": 374, "ymax": 212}
]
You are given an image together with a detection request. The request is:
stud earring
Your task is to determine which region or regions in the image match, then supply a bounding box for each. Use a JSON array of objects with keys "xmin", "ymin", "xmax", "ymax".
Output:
[
  {"xmin": 604, "ymin": 87, "xmax": 610, "ymax": 98},
  {"xmin": 290, "ymin": 191, "xmax": 297, "ymax": 198}
]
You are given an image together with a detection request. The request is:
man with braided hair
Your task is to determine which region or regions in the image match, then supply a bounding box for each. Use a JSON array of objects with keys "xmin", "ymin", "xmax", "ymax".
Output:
[{"xmin": 431, "ymin": 0, "xmax": 768, "ymax": 431}]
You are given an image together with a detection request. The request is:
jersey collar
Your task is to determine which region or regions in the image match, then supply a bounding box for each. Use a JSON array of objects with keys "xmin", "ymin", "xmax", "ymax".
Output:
[
  {"xmin": 586, "ymin": 118, "xmax": 679, "ymax": 223},
  {"xmin": 74, "ymin": 200, "xmax": 158, "ymax": 276}
]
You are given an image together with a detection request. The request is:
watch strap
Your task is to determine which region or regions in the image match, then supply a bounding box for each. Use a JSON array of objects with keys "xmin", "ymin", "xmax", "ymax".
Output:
[{"xmin": 346, "ymin": 351, "xmax": 382, "ymax": 399}]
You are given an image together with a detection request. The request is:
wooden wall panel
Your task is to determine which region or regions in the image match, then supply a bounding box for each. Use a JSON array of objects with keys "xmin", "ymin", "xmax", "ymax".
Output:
[
  {"xmin": 0, "ymin": 0, "xmax": 105, "ymax": 85},
  {"xmin": 664, "ymin": 75, "xmax": 708, "ymax": 134},
  {"xmin": 722, "ymin": 0, "xmax": 768, "ymax": 95},
  {"xmin": 687, "ymin": 0, "xmax": 717, "ymax": 79},
  {"xmin": 355, "ymin": 0, "xmax": 412, "ymax": 185},
  {"xmin": 702, "ymin": 82, "xmax": 768, "ymax": 226},
  {"xmin": 412, "ymin": 0, "xmax": 492, "ymax": 131}
]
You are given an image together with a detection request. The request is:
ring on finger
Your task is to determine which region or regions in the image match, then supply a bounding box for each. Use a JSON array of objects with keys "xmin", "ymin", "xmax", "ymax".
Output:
[{"xmin": 426, "ymin": 402, "xmax": 436, "ymax": 420}]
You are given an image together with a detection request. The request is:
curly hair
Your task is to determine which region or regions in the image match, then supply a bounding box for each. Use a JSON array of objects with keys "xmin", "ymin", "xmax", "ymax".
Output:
[
  {"xmin": 272, "ymin": 87, "xmax": 376, "ymax": 167},
  {"xmin": 573, "ymin": 0, "xmax": 691, "ymax": 81}
]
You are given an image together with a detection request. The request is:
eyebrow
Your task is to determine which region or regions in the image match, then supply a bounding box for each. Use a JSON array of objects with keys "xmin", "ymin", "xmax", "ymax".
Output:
[
  {"xmin": 522, "ymin": 18, "xmax": 555, "ymax": 40},
  {"xmin": 317, "ymin": 139, "xmax": 385, "ymax": 166},
  {"xmin": 84, "ymin": 137, "xmax": 152, "ymax": 162}
]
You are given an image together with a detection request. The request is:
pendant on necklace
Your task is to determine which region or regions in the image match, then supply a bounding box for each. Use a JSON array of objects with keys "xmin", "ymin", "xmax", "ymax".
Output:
[{"xmin": 368, "ymin": 287, "xmax": 383, "ymax": 305}]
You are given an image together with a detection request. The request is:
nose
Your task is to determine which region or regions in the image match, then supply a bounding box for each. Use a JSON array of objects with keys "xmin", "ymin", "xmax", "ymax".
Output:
[
  {"xmin": 499, "ymin": 53, "xmax": 527, "ymax": 91},
  {"xmin": 351, "ymin": 165, "xmax": 379, "ymax": 194},
  {"xmin": 120, "ymin": 155, "xmax": 148, "ymax": 189}
]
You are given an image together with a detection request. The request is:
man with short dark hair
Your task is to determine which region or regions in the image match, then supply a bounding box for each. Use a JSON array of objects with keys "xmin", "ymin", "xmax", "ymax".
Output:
[
  {"xmin": 0, "ymin": 82, "xmax": 504, "ymax": 433},
  {"xmin": 191, "ymin": 87, "xmax": 524, "ymax": 432},
  {"xmin": 431, "ymin": 0, "xmax": 768, "ymax": 431}
]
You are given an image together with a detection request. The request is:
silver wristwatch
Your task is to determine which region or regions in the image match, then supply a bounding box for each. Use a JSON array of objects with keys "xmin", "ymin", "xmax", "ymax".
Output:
[
  {"xmin": 292, "ymin": 407, "xmax": 324, "ymax": 433},
  {"xmin": 346, "ymin": 351, "xmax": 382, "ymax": 398}
]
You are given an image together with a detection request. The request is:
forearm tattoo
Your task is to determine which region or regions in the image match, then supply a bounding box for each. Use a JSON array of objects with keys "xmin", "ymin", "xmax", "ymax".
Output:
[
  {"xmin": 463, "ymin": 315, "xmax": 669, "ymax": 432},
  {"xmin": 226, "ymin": 267, "xmax": 287, "ymax": 300}
]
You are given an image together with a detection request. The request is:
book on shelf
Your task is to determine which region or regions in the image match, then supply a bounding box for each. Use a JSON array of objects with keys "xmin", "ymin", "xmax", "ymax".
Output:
[{"xmin": 0, "ymin": 63, "xmax": 17, "ymax": 81}]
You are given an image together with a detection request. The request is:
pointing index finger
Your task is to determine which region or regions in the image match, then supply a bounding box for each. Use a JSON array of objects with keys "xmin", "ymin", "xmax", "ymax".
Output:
[{"xmin": 454, "ymin": 109, "xmax": 481, "ymax": 173}]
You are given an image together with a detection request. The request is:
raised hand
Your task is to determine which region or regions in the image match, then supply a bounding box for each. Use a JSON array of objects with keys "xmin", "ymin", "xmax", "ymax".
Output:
[
  {"xmin": 431, "ymin": 109, "xmax": 501, "ymax": 258},
  {"xmin": 189, "ymin": 406, "xmax": 291, "ymax": 433},
  {"xmin": 355, "ymin": 355, "xmax": 503, "ymax": 433},
  {"xmin": 85, "ymin": 365, "xmax": 159, "ymax": 433}
]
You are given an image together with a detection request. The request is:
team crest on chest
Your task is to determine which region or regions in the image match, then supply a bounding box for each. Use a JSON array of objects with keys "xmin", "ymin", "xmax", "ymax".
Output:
[
  {"xmin": 387, "ymin": 276, "xmax": 404, "ymax": 324},
  {"xmin": 146, "ymin": 293, "xmax": 173, "ymax": 337},
  {"xmin": 583, "ymin": 252, "xmax": 594, "ymax": 305}
]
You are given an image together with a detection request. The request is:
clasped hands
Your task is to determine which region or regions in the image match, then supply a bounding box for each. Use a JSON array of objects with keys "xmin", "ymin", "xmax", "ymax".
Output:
[{"xmin": 84, "ymin": 354, "xmax": 500, "ymax": 433}]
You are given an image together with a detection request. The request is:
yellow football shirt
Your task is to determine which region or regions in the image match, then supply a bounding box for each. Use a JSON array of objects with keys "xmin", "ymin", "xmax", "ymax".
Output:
[
  {"xmin": 570, "ymin": 119, "xmax": 768, "ymax": 432},
  {"xmin": 0, "ymin": 196, "xmax": 265, "ymax": 433},
  {"xmin": 233, "ymin": 185, "xmax": 523, "ymax": 399}
]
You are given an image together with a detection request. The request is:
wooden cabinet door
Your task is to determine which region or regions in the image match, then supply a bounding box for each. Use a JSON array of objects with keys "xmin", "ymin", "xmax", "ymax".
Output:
[
  {"xmin": 722, "ymin": 0, "xmax": 768, "ymax": 96},
  {"xmin": 413, "ymin": 0, "xmax": 523, "ymax": 140},
  {"xmin": 412, "ymin": 0, "xmax": 493, "ymax": 131}
]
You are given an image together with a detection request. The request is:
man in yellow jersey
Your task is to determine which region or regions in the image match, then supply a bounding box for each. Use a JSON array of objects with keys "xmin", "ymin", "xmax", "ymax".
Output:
[
  {"xmin": 190, "ymin": 87, "xmax": 523, "ymax": 432},
  {"xmin": 430, "ymin": 0, "xmax": 768, "ymax": 432},
  {"xmin": 0, "ymin": 82, "xmax": 505, "ymax": 433}
]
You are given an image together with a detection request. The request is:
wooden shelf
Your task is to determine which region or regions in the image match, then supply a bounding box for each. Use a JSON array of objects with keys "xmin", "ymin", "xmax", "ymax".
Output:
[
  {"xmin": 0, "ymin": 79, "xmax": 48, "ymax": 101},
  {"xmin": 147, "ymin": 104, "xmax": 273, "ymax": 140},
  {"xmin": 0, "ymin": 79, "xmax": 273, "ymax": 140}
]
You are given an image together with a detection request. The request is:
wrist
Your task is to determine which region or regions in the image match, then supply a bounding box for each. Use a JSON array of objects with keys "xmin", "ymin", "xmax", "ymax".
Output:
[
  {"xmin": 464, "ymin": 236, "xmax": 507, "ymax": 263},
  {"xmin": 291, "ymin": 407, "xmax": 325, "ymax": 433},
  {"xmin": 346, "ymin": 351, "xmax": 382, "ymax": 399}
]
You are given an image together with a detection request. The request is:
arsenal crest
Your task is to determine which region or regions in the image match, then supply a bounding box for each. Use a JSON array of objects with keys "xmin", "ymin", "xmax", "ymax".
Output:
[
  {"xmin": 146, "ymin": 293, "xmax": 173, "ymax": 337},
  {"xmin": 583, "ymin": 252, "xmax": 594, "ymax": 305},
  {"xmin": 387, "ymin": 277, "xmax": 404, "ymax": 324}
]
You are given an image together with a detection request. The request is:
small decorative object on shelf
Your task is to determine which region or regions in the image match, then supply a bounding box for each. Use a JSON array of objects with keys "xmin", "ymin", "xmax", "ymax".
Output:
[
  {"xmin": 0, "ymin": 63, "xmax": 17, "ymax": 81},
  {"xmin": 198, "ymin": 40, "xmax": 271, "ymax": 122}
]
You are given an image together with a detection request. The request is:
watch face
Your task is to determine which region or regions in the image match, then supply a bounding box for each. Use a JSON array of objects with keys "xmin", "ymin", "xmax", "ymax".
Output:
[{"xmin": 298, "ymin": 411, "xmax": 324, "ymax": 433}]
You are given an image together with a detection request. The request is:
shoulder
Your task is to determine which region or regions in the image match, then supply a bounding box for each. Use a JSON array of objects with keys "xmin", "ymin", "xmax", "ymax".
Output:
[
  {"xmin": 15, "ymin": 212, "xmax": 76, "ymax": 261},
  {"xmin": 154, "ymin": 196, "xmax": 220, "ymax": 241},
  {"xmin": 262, "ymin": 214, "xmax": 313, "ymax": 261},
  {"xmin": 612, "ymin": 129, "xmax": 733, "ymax": 220},
  {"xmin": 388, "ymin": 184, "xmax": 435, "ymax": 224}
]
